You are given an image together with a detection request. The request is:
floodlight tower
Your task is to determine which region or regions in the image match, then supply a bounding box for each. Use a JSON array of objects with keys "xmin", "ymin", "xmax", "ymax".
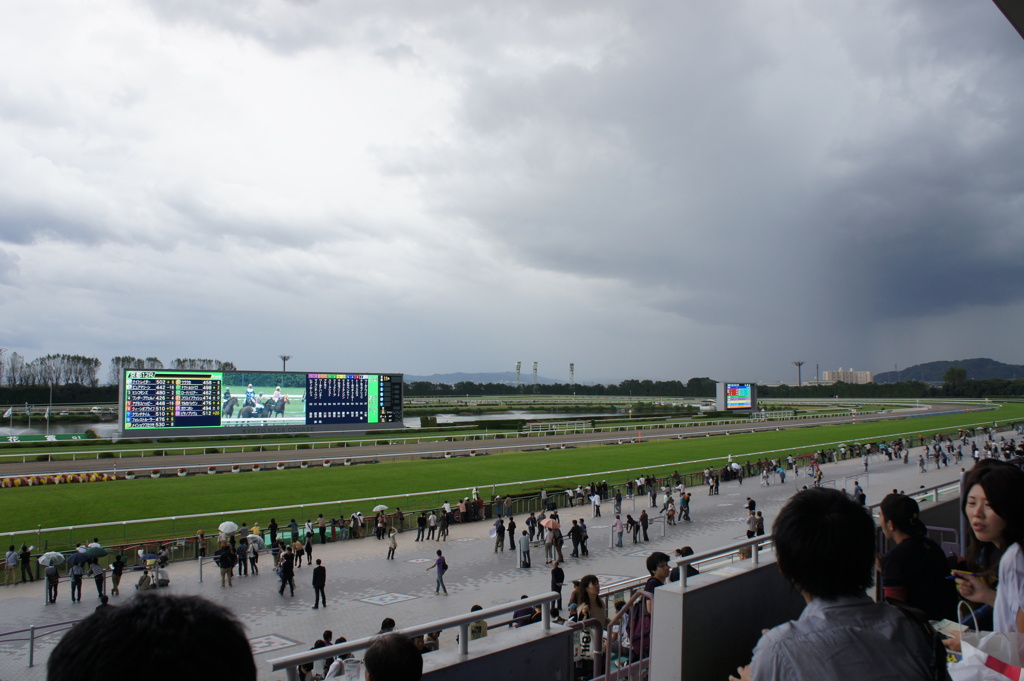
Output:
[
  {"xmin": 280, "ymin": 355, "xmax": 292, "ymax": 372},
  {"xmin": 515, "ymin": 361, "xmax": 522, "ymax": 389},
  {"xmin": 793, "ymin": 360, "xmax": 806, "ymax": 387}
]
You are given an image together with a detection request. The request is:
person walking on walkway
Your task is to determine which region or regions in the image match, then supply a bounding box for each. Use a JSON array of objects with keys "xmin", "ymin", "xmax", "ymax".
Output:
[
  {"xmin": 69, "ymin": 562, "xmax": 84, "ymax": 602},
  {"xmin": 387, "ymin": 529, "xmax": 397, "ymax": 560},
  {"xmin": 568, "ymin": 520, "xmax": 582, "ymax": 558},
  {"xmin": 427, "ymin": 511, "xmax": 438, "ymax": 540},
  {"xmin": 493, "ymin": 518, "xmax": 506, "ymax": 552},
  {"xmin": 518, "ymin": 531, "xmax": 531, "ymax": 568},
  {"xmin": 278, "ymin": 548, "xmax": 295, "ymax": 597},
  {"xmin": 215, "ymin": 543, "xmax": 235, "ymax": 588},
  {"xmin": 110, "ymin": 555, "xmax": 124, "ymax": 596},
  {"xmin": 550, "ymin": 560, "xmax": 565, "ymax": 611},
  {"xmin": 311, "ymin": 558, "xmax": 327, "ymax": 609},
  {"xmin": 613, "ymin": 515, "xmax": 624, "ymax": 547},
  {"xmin": 427, "ymin": 549, "xmax": 449, "ymax": 595},
  {"xmin": 416, "ymin": 513, "xmax": 427, "ymax": 541},
  {"xmin": 45, "ymin": 563, "xmax": 59, "ymax": 603},
  {"xmin": 507, "ymin": 517, "xmax": 517, "ymax": 550}
]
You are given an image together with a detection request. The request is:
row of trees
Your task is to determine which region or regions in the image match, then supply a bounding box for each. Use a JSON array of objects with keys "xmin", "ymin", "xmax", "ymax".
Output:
[
  {"xmin": 1, "ymin": 351, "xmax": 102, "ymax": 387},
  {"xmin": 409, "ymin": 373, "xmax": 1024, "ymax": 400},
  {"xmin": 0, "ymin": 350, "xmax": 236, "ymax": 388},
  {"xmin": 406, "ymin": 377, "xmax": 718, "ymax": 398},
  {"xmin": 107, "ymin": 356, "xmax": 238, "ymax": 384}
]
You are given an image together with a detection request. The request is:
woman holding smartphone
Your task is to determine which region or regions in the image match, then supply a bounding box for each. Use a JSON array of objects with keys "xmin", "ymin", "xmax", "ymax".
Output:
[{"xmin": 953, "ymin": 460, "xmax": 1024, "ymax": 634}]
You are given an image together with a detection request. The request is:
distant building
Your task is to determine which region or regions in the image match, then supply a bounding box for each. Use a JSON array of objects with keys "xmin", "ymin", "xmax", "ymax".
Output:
[{"xmin": 821, "ymin": 368, "xmax": 873, "ymax": 385}]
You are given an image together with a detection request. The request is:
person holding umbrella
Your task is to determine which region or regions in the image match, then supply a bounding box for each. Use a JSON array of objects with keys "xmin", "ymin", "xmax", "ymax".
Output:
[
  {"xmin": 219, "ymin": 520, "xmax": 239, "ymax": 544},
  {"xmin": 39, "ymin": 552, "xmax": 64, "ymax": 604},
  {"xmin": 542, "ymin": 514, "xmax": 563, "ymax": 564}
]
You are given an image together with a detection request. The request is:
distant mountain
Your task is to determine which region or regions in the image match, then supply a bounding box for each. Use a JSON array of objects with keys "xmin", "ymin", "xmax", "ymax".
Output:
[
  {"xmin": 875, "ymin": 358, "xmax": 1024, "ymax": 384},
  {"xmin": 404, "ymin": 371, "xmax": 562, "ymax": 385}
]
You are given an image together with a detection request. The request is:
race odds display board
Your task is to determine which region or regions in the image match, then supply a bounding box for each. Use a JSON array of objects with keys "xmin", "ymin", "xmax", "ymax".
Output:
[
  {"xmin": 120, "ymin": 369, "xmax": 403, "ymax": 437},
  {"xmin": 124, "ymin": 371, "xmax": 222, "ymax": 429},
  {"xmin": 716, "ymin": 382, "xmax": 757, "ymax": 412}
]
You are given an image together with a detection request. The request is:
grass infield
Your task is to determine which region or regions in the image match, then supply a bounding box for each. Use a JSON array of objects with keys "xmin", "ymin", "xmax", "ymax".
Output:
[{"xmin": 3, "ymin": 402, "xmax": 1021, "ymax": 549}]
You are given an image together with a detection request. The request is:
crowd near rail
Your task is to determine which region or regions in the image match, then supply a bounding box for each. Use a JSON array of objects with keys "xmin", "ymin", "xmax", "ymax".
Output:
[{"xmin": 4, "ymin": 421, "xmax": 1024, "ymax": 680}]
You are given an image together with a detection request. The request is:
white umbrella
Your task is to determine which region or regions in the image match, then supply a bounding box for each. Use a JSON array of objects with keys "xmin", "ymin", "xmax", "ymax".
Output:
[
  {"xmin": 218, "ymin": 521, "xmax": 239, "ymax": 534},
  {"xmin": 373, "ymin": 504, "xmax": 388, "ymax": 512},
  {"xmin": 38, "ymin": 551, "xmax": 65, "ymax": 566},
  {"xmin": 246, "ymin": 534, "xmax": 266, "ymax": 549}
]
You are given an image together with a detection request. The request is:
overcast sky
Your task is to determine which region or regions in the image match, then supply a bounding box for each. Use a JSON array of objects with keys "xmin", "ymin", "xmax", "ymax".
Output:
[{"xmin": 1, "ymin": 1, "xmax": 1022, "ymax": 385}]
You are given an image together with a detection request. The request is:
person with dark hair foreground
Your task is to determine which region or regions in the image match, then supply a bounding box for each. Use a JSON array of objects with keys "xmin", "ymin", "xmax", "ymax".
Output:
[
  {"xmin": 47, "ymin": 592, "xmax": 255, "ymax": 681},
  {"xmin": 878, "ymin": 493, "xmax": 957, "ymax": 621},
  {"xmin": 365, "ymin": 633, "xmax": 423, "ymax": 681},
  {"xmin": 729, "ymin": 488, "xmax": 937, "ymax": 681}
]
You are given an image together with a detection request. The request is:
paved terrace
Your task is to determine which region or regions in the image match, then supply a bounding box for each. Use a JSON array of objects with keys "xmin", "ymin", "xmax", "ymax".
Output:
[{"xmin": 0, "ymin": 432, "xmax": 987, "ymax": 681}]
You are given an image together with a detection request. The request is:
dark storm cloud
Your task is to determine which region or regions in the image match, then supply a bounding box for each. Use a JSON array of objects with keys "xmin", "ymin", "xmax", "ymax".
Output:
[{"xmin": 390, "ymin": 1, "xmax": 1024, "ymax": 331}]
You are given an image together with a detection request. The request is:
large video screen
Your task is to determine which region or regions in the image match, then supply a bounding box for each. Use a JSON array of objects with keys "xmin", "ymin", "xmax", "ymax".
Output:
[
  {"xmin": 716, "ymin": 381, "xmax": 757, "ymax": 412},
  {"xmin": 725, "ymin": 383, "xmax": 754, "ymax": 410},
  {"xmin": 119, "ymin": 369, "xmax": 402, "ymax": 437}
]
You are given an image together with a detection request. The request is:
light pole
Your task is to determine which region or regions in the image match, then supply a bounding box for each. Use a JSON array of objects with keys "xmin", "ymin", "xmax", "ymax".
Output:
[
  {"xmin": 279, "ymin": 355, "xmax": 292, "ymax": 372},
  {"xmin": 792, "ymin": 361, "xmax": 806, "ymax": 387}
]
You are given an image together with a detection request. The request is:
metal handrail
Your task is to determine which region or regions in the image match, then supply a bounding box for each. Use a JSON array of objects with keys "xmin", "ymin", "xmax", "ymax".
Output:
[
  {"xmin": 0, "ymin": 618, "xmax": 84, "ymax": 667},
  {"xmin": 268, "ymin": 591, "xmax": 558, "ymax": 681}
]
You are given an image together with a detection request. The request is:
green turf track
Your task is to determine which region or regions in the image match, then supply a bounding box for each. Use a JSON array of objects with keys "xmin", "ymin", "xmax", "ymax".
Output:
[{"xmin": 3, "ymin": 403, "xmax": 1021, "ymax": 549}]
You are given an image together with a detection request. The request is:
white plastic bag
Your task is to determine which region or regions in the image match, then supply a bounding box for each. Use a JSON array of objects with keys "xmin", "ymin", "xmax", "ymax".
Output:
[
  {"xmin": 950, "ymin": 602, "xmax": 1024, "ymax": 681},
  {"xmin": 958, "ymin": 632, "xmax": 1024, "ymax": 681}
]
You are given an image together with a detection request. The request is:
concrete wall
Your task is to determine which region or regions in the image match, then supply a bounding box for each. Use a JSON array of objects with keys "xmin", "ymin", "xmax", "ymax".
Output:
[
  {"xmin": 422, "ymin": 624, "xmax": 574, "ymax": 681},
  {"xmin": 649, "ymin": 558, "xmax": 806, "ymax": 681}
]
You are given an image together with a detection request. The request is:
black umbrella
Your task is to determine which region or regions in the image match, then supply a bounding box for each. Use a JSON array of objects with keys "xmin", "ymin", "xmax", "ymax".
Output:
[{"xmin": 67, "ymin": 552, "xmax": 92, "ymax": 566}]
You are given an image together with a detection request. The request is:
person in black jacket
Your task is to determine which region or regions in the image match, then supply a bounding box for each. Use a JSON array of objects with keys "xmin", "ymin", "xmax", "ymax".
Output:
[
  {"xmin": 278, "ymin": 548, "xmax": 295, "ymax": 597},
  {"xmin": 311, "ymin": 559, "xmax": 326, "ymax": 609},
  {"xmin": 214, "ymin": 543, "xmax": 235, "ymax": 588}
]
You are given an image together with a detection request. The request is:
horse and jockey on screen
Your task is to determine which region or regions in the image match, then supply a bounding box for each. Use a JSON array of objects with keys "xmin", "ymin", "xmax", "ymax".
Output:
[{"xmin": 225, "ymin": 384, "xmax": 290, "ymax": 419}]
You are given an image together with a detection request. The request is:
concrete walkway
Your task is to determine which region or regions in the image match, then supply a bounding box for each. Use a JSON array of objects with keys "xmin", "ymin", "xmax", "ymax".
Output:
[{"xmin": 0, "ymin": 431, "xmax": 993, "ymax": 681}]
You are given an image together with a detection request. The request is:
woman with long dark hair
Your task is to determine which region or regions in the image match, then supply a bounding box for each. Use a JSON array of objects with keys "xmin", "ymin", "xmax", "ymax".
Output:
[
  {"xmin": 568, "ymin": 574, "xmax": 608, "ymax": 627},
  {"xmin": 953, "ymin": 460, "xmax": 1024, "ymax": 633}
]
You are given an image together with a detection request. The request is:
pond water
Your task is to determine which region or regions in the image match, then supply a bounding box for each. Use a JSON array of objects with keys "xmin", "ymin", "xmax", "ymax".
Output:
[
  {"xmin": 5, "ymin": 412, "xmax": 614, "ymax": 438},
  {"xmin": 405, "ymin": 411, "xmax": 617, "ymax": 428}
]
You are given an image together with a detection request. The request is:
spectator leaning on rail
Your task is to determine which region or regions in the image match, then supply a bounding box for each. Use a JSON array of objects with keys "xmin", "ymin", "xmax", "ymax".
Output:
[{"xmin": 729, "ymin": 488, "xmax": 941, "ymax": 681}]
